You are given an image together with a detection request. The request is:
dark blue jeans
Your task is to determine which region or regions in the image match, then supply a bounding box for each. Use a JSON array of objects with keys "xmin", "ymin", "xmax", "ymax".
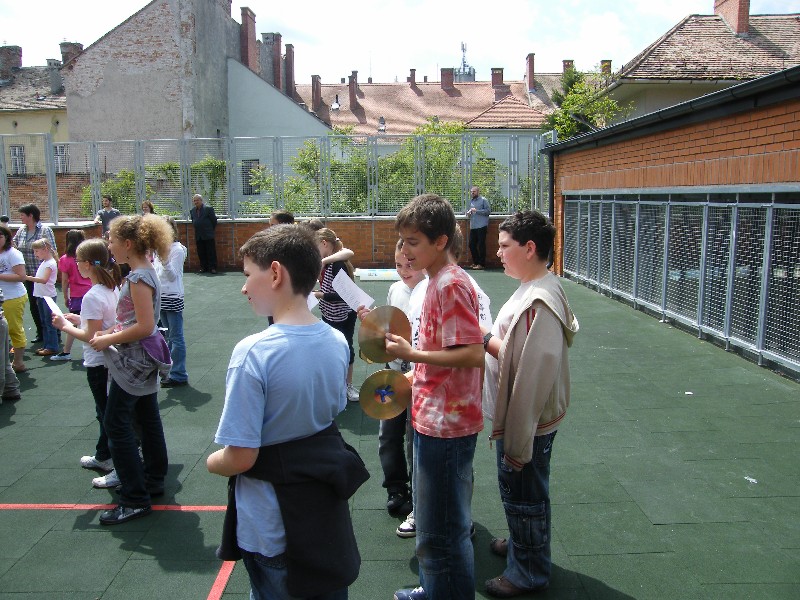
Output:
[
  {"xmin": 86, "ymin": 365, "xmax": 111, "ymax": 462},
  {"xmin": 414, "ymin": 431, "xmax": 477, "ymax": 600},
  {"xmin": 378, "ymin": 407, "xmax": 412, "ymax": 494},
  {"xmin": 495, "ymin": 432, "xmax": 557, "ymax": 590},
  {"xmin": 104, "ymin": 380, "xmax": 168, "ymax": 507},
  {"xmin": 241, "ymin": 549, "xmax": 348, "ymax": 600},
  {"xmin": 36, "ymin": 296, "xmax": 60, "ymax": 351}
]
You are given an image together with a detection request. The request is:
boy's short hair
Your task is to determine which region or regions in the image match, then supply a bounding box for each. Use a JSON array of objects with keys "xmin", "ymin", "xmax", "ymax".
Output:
[
  {"xmin": 499, "ymin": 210, "xmax": 555, "ymax": 262},
  {"xmin": 395, "ymin": 193, "xmax": 455, "ymax": 251},
  {"xmin": 239, "ymin": 225, "xmax": 321, "ymax": 296},
  {"xmin": 271, "ymin": 209, "xmax": 295, "ymax": 225}
]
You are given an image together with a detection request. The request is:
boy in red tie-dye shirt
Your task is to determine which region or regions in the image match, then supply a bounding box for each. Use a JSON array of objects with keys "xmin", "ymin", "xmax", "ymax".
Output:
[{"xmin": 386, "ymin": 194, "xmax": 484, "ymax": 600}]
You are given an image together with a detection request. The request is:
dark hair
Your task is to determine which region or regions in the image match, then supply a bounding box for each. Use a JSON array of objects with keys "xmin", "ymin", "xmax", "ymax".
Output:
[
  {"xmin": 271, "ymin": 209, "xmax": 295, "ymax": 225},
  {"xmin": 19, "ymin": 203, "xmax": 41, "ymax": 222},
  {"xmin": 450, "ymin": 225, "xmax": 464, "ymax": 262},
  {"xmin": 239, "ymin": 225, "xmax": 321, "ymax": 296},
  {"xmin": 65, "ymin": 229, "xmax": 86, "ymax": 258},
  {"xmin": 141, "ymin": 200, "xmax": 155, "ymax": 214},
  {"xmin": 301, "ymin": 218, "xmax": 326, "ymax": 231},
  {"xmin": 109, "ymin": 214, "xmax": 173, "ymax": 259},
  {"xmin": 499, "ymin": 210, "xmax": 555, "ymax": 262},
  {"xmin": 0, "ymin": 225, "xmax": 13, "ymax": 250},
  {"xmin": 76, "ymin": 238, "xmax": 122, "ymax": 290},
  {"xmin": 102, "ymin": 195, "xmax": 113, "ymax": 204},
  {"xmin": 395, "ymin": 194, "xmax": 455, "ymax": 251}
]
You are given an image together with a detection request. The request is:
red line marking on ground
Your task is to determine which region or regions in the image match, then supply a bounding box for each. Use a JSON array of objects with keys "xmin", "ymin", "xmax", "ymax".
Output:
[
  {"xmin": 207, "ymin": 561, "xmax": 236, "ymax": 600},
  {"xmin": 0, "ymin": 503, "xmax": 226, "ymax": 511}
]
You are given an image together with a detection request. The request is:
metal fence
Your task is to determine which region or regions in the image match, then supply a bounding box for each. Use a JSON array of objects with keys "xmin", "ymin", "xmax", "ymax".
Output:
[
  {"xmin": 563, "ymin": 191, "xmax": 800, "ymax": 377},
  {"xmin": 0, "ymin": 132, "xmax": 551, "ymax": 222}
]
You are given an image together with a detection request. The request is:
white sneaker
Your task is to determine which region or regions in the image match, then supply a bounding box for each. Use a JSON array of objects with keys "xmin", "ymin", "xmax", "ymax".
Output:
[
  {"xmin": 80, "ymin": 455, "xmax": 114, "ymax": 472},
  {"xmin": 92, "ymin": 469, "xmax": 121, "ymax": 488},
  {"xmin": 347, "ymin": 384, "xmax": 360, "ymax": 402},
  {"xmin": 50, "ymin": 352, "xmax": 71, "ymax": 361},
  {"xmin": 396, "ymin": 511, "xmax": 416, "ymax": 538}
]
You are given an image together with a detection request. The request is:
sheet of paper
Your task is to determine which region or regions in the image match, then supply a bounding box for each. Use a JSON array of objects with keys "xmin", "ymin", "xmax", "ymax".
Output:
[
  {"xmin": 332, "ymin": 269, "xmax": 374, "ymax": 312},
  {"xmin": 307, "ymin": 293, "xmax": 319, "ymax": 311},
  {"xmin": 44, "ymin": 296, "xmax": 64, "ymax": 318}
]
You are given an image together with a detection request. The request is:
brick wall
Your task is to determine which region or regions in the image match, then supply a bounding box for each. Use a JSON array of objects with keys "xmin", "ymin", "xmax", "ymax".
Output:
[{"xmin": 551, "ymin": 97, "xmax": 800, "ymax": 272}]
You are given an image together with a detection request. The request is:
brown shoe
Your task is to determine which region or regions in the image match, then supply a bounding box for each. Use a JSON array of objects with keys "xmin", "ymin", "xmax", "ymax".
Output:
[
  {"xmin": 485, "ymin": 575, "xmax": 547, "ymax": 598},
  {"xmin": 489, "ymin": 537, "xmax": 508, "ymax": 557},
  {"xmin": 36, "ymin": 349, "xmax": 57, "ymax": 356}
]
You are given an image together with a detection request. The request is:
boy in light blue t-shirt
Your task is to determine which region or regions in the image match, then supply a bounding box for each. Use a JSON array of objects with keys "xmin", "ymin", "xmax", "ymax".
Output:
[{"xmin": 208, "ymin": 225, "xmax": 366, "ymax": 600}]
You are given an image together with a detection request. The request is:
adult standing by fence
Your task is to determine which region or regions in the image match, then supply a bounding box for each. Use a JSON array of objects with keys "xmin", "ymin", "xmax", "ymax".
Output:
[
  {"xmin": 94, "ymin": 195, "xmax": 121, "ymax": 238},
  {"xmin": 467, "ymin": 186, "xmax": 491, "ymax": 270},
  {"xmin": 189, "ymin": 194, "xmax": 218, "ymax": 274},
  {"xmin": 13, "ymin": 204, "xmax": 57, "ymax": 345}
]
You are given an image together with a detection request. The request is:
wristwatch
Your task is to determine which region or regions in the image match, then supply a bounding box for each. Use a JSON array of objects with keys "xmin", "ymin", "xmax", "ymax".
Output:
[{"xmin": 483, "ymin": 331, "xmax": 493, "ymax": 350}]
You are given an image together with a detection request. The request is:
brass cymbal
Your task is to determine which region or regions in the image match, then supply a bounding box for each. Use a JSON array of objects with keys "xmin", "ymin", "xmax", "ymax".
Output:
[
  {"xmin": 358, "ymin": 305, "xmax": 411, "ymax": 363},
  {"xmin": 359, "ymin": 369, "xmax": 411, "ymax": 420}
]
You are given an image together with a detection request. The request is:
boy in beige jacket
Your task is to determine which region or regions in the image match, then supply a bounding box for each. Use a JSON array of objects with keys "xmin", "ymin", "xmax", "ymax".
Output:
[{"xmin": 481, "ymin": 210, "xmax": 579, "ymax": 598}]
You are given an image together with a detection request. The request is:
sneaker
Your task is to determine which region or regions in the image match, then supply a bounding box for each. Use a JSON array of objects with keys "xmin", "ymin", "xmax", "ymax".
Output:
[
  {"xmin": 92, "ymin": 469, "xmax": 121, "ymax": 488},
  {"xmin": 160, "ymin": 378, "xmax": 188, "ymax": 388},
  {"xmin": 396, "ymin": 512, "xmax": 416, "ymax": 538},
  {"xmin": 387, "ymin": 490, "xmax": 408, "ymax": 516},
  {"xmin": 99, "ymin": 505, "xmax": 152, "ymax": 526},
  {"xmin": 394, "ymin": 587, "xmax": 427, "ymax": 600},
  {"xmin": 347, "ymin": 384, "xmax": 360, "ymax": 402},
  {"xmin": 80, "ymin": 455, "xmax": 114, "ymax": 472},
  {"xmin": 49, "ymin": 352, "xmax": 71, "ymax": 361}
]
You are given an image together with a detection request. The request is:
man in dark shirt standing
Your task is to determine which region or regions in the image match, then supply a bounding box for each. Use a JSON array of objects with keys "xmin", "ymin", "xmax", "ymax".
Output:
[{"xmin": 189, "ymin": 194, "xmax": 218, "ymax": 273}]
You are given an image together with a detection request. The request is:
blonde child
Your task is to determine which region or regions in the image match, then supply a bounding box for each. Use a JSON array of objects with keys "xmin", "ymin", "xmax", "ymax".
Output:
[
  {"xmin": 27, "ymin": 239, "xmax": 60, "ymax": 356},
  {"xmin": 313, "ymin": 227, "xmax": 359, "ymax": 401},
  {"xmin": 88, "ymin": 215, "xmax": 173, "ymax": 525},
  {"xmin": 52, "ymin": 238, "xmax": 121, "ymax": 479},
  {"xmin": 0, "ymin": 225, "xmax": 28, "ymax": 373},
  {"xmin": 52, "ymin": 230, "xmax": 92, "ymax": 361}
]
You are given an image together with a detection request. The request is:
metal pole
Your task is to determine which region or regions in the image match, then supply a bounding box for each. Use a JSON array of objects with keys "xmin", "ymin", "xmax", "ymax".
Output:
[
  {"xmin": 723, "ymin": 204, "xmax": 739, "ymax": 349},
  {"xmin": 661, "ymin": 201, "xmax": 671, "ymax": 318},
  {"xmin": 697, "ymin": 201, "xmax": 710, "ymax": 336},
  {"xmin": 756, "ymin": 203, "xmax": 774, "ymax": 364}
]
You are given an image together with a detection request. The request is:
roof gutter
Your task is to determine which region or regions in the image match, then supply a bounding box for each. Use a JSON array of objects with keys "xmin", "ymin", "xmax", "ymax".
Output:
[{"xmin": 543, "ymin": 65, "xmax": 800, "ymax": 156}]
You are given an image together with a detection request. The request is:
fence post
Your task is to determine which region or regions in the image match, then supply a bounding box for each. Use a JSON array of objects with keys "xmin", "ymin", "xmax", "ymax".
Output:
[
  {"xmin": 697, "ymin": 202, "xmax": 710, "ymax": 336},
  {"xmin": 756, "ymin": 203, "xmax": 774, "ymax": 364},
  {"xmin": 461, "ymin": 134, "xmax": 473, "ymax": 213},
  {"xmin": 509, "ymin": 135, "xmax": 519, "ymax": 213},
  {"xmin": 43, "ymin": 134, "xmax": 58, "ymax": 224},
  {"xmin": 609, "ymin": 200, "xmax": 617, "ymax": 289},
  {"xmin": 134, "ymin": 140, "xmax": 146, "ymax": 208},
  {"xmin": 575, "ymin": 201, "xmax": 582, "ymax": 277},
  {"xmin": 585, "ymin": 200, "xmax": 592, "ymax": 282},
  {"xmin": 597, "ymin": 201, "xmax": 604, "ymax": 286},
  {"xmin": 226, "ymin": 137, "xmax": 237, "ymax": 220},
  {"xmin": 179, "ymin": 139, "xmax": 191, "ymax": 219},
  {"xmin": 414, "ymin": 136, "xmax": 425, "ymax": 197},
  {"xmin": 367, "ymin": 136, "xmax": 378, "ymax": 216},
  {"xmin": 660, "ymin": 201, "xmax": 671, "ymax": 318},
  {"xmin": 273, "ymin": 137, "xmax": 284, "ymax": 209},
  {"xmin": 320, "ymin": 136, "xmax": 332, "ymax": 216},
  {"xmin": 88, "ymin": 142, "xmax": 102, "ymax": 216},
  {"xmin": 632, "ymin": 201, "xmax": 641, "ymax": 305},
  {"xmin": 723, "ymin": 204, "xmax": 739, "ymax": 349}
]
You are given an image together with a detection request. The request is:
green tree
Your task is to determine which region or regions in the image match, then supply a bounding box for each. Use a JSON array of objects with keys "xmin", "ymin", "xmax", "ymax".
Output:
[{"xmin": 544, "ymin": 67, "xmax": 626, "ymax": 140}]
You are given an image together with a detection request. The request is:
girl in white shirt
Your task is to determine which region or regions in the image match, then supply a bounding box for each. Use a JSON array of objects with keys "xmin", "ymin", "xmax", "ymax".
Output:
[{"xmin": 27, "ymin": 239, "xmax": 59, "ymax": 356}]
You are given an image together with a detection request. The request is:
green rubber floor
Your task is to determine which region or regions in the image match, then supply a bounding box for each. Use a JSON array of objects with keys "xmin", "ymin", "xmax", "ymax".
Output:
[{"xmin": 0, "ymin": 270, "xmax": 797, "ymax": 599}]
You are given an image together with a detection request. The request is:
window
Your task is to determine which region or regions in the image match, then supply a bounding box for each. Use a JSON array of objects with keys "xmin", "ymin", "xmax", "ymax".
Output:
[
  {"xmin": 53, "ymin": 144, "xmax": 69, "ymax": 174},
  {"xmin": 242, "ymin": 159, "xmax": 259, "ymax": 195},
  {"xmin": 9, "ymin": 145, "xmax": 25, "ymax": 176}
]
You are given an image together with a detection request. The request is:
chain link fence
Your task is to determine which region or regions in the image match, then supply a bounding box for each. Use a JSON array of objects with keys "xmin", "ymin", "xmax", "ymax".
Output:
[
  {"xmin": 564, "ymin": 192, "xmax": 800, "ymax": 377},
  {"xmin": 1, "ymin": 132, "xmax": 550, "ymax": 222}
]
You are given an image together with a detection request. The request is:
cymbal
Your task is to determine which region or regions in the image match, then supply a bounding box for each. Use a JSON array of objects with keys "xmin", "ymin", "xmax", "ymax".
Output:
[
  {"xmin": 359, "ymin": 369, "xmax": 411, "ymax": 420},
  {"xmin": 358, "ymin": 305, "xmax": 411, "ymax": 363}
]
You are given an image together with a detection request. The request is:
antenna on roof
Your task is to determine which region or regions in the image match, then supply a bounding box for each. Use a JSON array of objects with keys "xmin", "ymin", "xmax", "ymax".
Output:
[
  {"xmin": 455, "ymin": 42, "xmax": 475, "ymax": 82},
  {"xmin": 461, "ymin": 42, "xmax": 467, "ymax": 71}
]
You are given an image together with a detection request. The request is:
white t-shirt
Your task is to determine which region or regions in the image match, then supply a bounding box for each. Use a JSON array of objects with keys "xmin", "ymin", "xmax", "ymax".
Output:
[
  {"xmin": 386, "ymin": 279, "xmax": 416, "ymax": 370},
  {"xmin": 80, "ymin": 284, "xmax": 119, "ymax": 367},
  {"xmin": 483, "ymin": 279, "xmax": 534, "ymax": 420},
  {"xmin": 32, "ymin": 258, "xmax": 57, "ymax": 298},
  {"xmin": 0, "ymin": 248, "xmax": 27, "ymax": 300}
]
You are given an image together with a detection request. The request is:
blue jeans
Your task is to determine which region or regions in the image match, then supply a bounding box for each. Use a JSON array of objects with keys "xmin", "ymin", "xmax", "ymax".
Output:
[
  {"xmin": 495, "ymin": 433, "xmax": 556, "ymax": 590},
  {"xmin": 104, "ymin": 380, "xmax": 168, "ymax": 507},
  {"xmin": 241, "ymin": 550, "xmax": 348, "ymax": 600},
  {"xmin": 160, "ymin": 309, "xmax": 187, "ymax": 382},
  {"xmin": 413, "ymin": 431, "xmax": 477, "ymax": 600},
  {"xmin": 36, "ymin": 296, "xmax": 60, "ymax": 351}
]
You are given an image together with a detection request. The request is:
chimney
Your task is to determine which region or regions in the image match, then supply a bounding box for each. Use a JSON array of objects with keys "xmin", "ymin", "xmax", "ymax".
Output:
[
  {"xmin": 562, "ymin": 59, "xmax": 574, "ymax": 73},
  {"xmin": 601, "ymin": 59, "xmax": 612, "ymax": 75},
  {"xmin": 311, "ymin": 75, "xmax": 322, "ymax": 111},
  {"xmin": 341, "ymin": 77, "xmax": 346, "ymax": 84},
  {"xmin": 441, "ymin": 67, "xmax": 454, "ymax": 89},
  {"xmin": 47, "ymin": 58, "xmax": 63, "ymax": 94},
  {"xmin": 715, "ymin": 0, "xmax": 750, "ymax": 35},
  {"xmin": 348, "ymin": 71, "xmax": 359, "ymax": 108},
  {"xmin": 491, "ymin": 68, "xmax": 504, "ymax": 88},
  {"xmin": 272, "ymin": 33, "xmax": 282, "ymax": 88},
  {"xmin": 526, "ymin": 53, "xmax": 535, "ymax": 91},
  {"xmin": 0, "ymin": 45, "xmax": 22, "ymax": 80},
  {"xmin": 59, "ymin": 42, "xmax": 83, "ymax": 66},
  {"xmin": 368, "ymin": 76, "xmax": 372, "ymax": 83},
  {"xmin": 285, "ymin": 43, "xmax": 295, "ymax": 97},
  {"xmin": 424, "ymin": 75, "xmax": 428, "ymax": 83},
  {"xmin": 408, "ymin": 68, "xmax": 416, "ymax": 85},
  {"xmin": 240, "ymin": 7, "xmax": 259, "ymax": 73}
]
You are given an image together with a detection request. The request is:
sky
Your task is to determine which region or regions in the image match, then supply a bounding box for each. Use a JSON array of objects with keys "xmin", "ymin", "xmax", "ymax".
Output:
[{"xmin": 3, "ymin": 0, "xmax": 800, "ymax": 84}]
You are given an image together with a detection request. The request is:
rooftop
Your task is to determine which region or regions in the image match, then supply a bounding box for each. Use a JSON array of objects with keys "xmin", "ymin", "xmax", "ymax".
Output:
[{"xmin": 0, "ymin": 66, "xmax": 65, "ymax": 112}]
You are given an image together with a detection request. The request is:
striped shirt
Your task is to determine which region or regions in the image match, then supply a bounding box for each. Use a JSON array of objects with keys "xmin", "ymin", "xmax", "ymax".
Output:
[
  {"xmin": 13, "ymin": 222, "xmax": 57, "ymax": 276},
  {"xmin": 319, "ymin": 261, "xmax": 353, "ymax": 323}
]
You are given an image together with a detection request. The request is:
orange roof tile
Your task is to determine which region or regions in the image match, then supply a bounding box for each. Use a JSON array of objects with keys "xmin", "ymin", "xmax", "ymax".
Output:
[
  {"xmin": 0, "ymin": 67, "xmax": 65, "ymax": 111},
  {"xmin": 619, "ymin": 14, "xmax": 800, "ymax": 81},
  {"xmin": 464, "ymin": 94, "xmax": 548, "ymax": 129}
]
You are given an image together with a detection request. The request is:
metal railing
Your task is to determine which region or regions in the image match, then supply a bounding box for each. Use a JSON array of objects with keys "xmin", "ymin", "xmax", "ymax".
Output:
[
  {"xmin": 563, "ymin": 191, "xmax": 800, "ymax": 376},
  {"xmin": 0, "ymin": 132, "xmax": 551, "ymax": 222}
]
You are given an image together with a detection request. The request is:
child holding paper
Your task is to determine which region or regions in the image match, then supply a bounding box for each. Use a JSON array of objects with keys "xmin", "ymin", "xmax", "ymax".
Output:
[{"xmin": 314, "ymin": 227, "xmax": 359, "ymax": 401}]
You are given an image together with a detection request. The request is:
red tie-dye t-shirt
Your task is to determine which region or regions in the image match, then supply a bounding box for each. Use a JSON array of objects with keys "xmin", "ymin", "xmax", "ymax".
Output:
[{"xmin": 411, "ymin": 264, "xmax": 484, "ymax": 438}]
